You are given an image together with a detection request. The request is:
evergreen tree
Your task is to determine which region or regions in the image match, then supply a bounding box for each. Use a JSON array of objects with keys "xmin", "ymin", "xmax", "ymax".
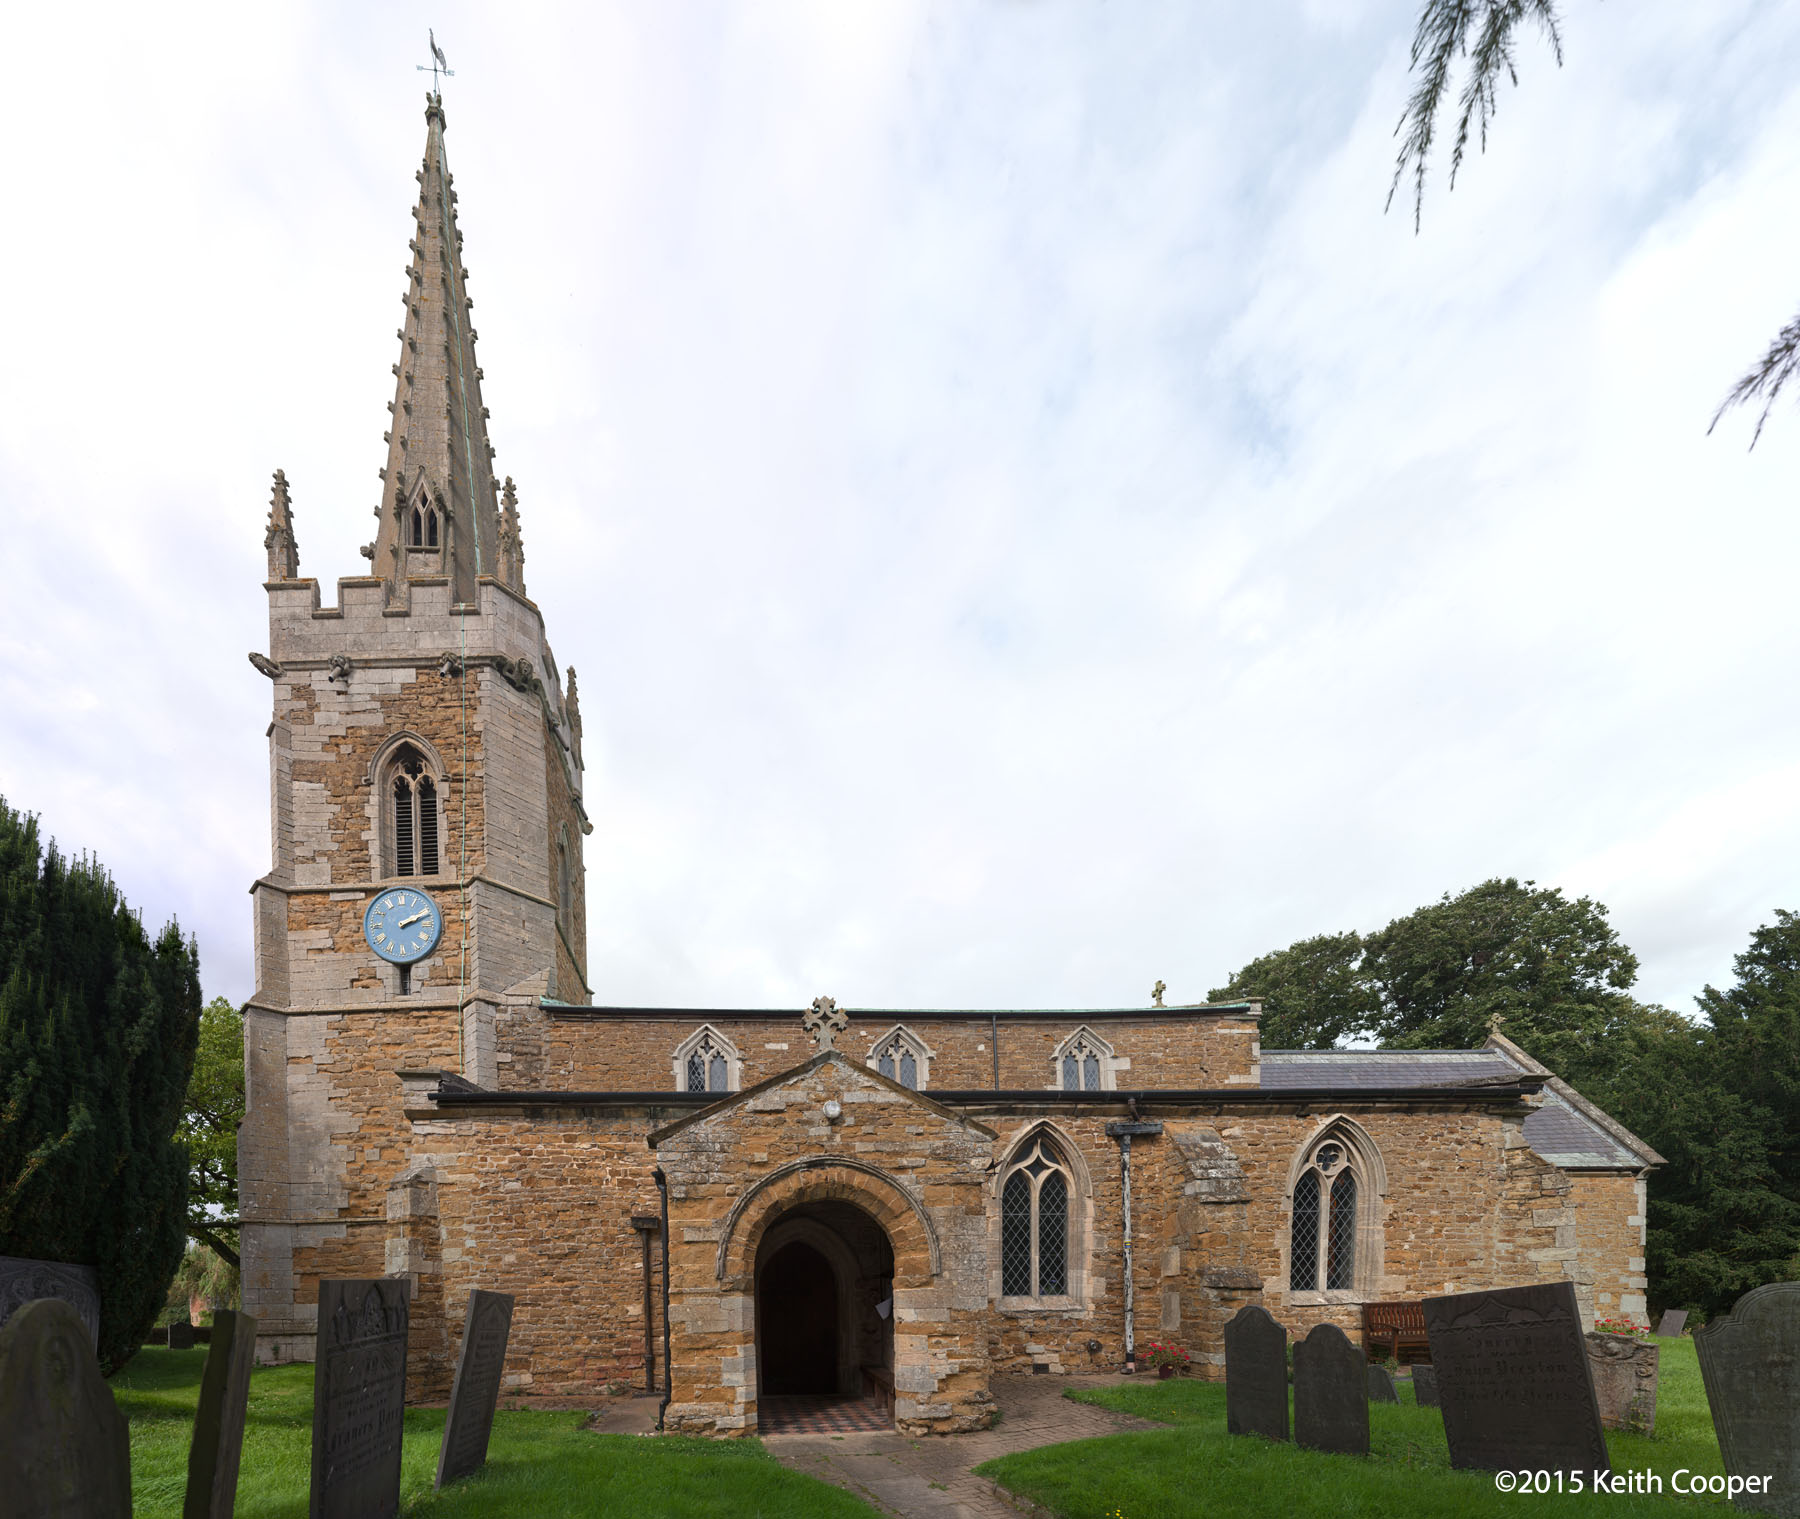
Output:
[{"xmin": 0, "ymin": 797, "xmax": 201, "ymax": 1372}]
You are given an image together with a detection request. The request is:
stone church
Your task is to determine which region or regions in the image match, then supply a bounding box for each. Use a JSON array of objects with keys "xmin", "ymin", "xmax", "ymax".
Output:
[{"xmin": 240, "ymin": 94, "xmax": 1663, "ymax": 1436}]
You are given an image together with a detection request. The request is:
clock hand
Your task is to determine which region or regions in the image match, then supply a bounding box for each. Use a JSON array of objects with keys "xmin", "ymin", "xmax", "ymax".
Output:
[{"xmin": 397, "ymin": 909, "xmax": 432, "ymax": 928}]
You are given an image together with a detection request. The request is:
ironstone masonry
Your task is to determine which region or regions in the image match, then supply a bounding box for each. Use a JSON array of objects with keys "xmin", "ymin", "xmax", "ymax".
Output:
[{"xmin": 238, "ymin": 92, "xmax": 1668, "ymax": 1436}]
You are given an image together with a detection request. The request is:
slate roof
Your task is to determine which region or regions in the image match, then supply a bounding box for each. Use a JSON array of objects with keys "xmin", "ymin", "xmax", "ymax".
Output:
[{"xmin": 1259, "ymin": 1047, "xmax": 1658, "ymax": 1170}]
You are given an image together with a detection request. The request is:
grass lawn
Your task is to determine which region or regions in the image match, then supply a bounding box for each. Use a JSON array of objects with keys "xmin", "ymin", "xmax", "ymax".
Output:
[
  {"xmin": 113, "ymin": 1348, "xmax": 880, "ymax": 1518},
  {"xmin": 978, "ymin": 1340, "xmax": 1737, "ymax": 1519}
]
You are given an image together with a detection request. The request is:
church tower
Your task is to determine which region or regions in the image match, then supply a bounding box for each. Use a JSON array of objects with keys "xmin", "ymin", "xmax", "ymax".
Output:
[{"xmin": 240, "ymin": 93, "xmax": 590, "ymax": 1365}]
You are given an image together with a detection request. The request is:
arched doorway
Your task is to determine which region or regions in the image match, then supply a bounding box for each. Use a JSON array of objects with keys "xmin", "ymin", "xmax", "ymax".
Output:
[{"xmin": 754, "ymin": 1199, "xmax": 895, "ymax": 1427}]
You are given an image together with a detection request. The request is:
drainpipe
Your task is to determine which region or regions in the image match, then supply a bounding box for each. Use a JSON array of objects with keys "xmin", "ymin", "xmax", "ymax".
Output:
[
  {"xmin": 654, "ymin": 1168, "xmax": 672, "ymax": 1430},
  {"xmin": 631, "ymin": 1213, "xmax": 661, "ymax": 1393},
  {"xmin": 990, "ymin": 1010, "xmax": 999, "ymax": 1091},
  {"xmin": 1106, "ymin": 1117, "xmax": 1163, "ymax": 1374}
]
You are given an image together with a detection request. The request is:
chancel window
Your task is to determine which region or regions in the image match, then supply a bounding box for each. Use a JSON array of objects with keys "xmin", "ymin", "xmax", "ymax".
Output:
[
  {"xmin": 1000, "ymin": 1134, "xmax": 1071, "ymax": 1299},
  {"xmin": 386, "ymin": 744, "xmax": 440, "ymax": 877},
  {"xmin": 867, "ymin": 1026, "xmax": 931, "ymax": 1091},
  {"xmin": 673, "ymin": 1025, "xmax": 739, "ymax": 1095},
  {"xmin": 1290, "ymin": 1140, "xmax": 1359, "ymax": 1292}
]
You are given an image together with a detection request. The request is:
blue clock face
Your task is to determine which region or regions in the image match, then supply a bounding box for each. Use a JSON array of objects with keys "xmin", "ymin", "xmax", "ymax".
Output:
[{"xmin": 363, "ymin": 887, "xmax": 443, "ymax": 964}]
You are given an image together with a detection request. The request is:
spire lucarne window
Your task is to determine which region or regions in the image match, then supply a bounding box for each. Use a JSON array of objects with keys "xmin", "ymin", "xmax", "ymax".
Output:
[{"xmin": 386, "ymin": 744, "xmax": 439, "ymax": 877}]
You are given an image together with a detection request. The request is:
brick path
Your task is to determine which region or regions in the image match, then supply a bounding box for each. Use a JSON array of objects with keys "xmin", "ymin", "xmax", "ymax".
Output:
[{"xmin": 763, "ymin": 1373, "xmax": 1156, "ymax": 1518}]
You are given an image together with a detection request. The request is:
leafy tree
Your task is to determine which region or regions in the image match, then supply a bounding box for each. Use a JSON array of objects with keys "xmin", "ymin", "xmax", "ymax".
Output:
[
  {"xmin": 1208, "ymin": 931, "xmax": 1378, "ymax": 1049},
  {"xmin": 0, "ymin": 797, "xmax": 201, "ymax": 1373},
  {"xmin": 178, "ymin": 996, "xmax": 243, "ymax": 1268},
  {"xmin": 1391, "ymin": 1, "xmax": 1797, "ymax": 443}
]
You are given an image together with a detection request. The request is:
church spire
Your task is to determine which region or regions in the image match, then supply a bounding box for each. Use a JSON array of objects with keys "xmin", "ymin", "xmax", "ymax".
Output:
[{"xmin": 372, "ymin": 92, "xmax": 501, "ymax": 607}]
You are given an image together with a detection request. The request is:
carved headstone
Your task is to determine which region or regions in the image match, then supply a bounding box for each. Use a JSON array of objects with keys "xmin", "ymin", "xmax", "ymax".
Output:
[
  {"xmin": 1585, "ymin": 1332, "xmax": 1658, "ymax": 1434},
  {"xmin": 435, "ymin": 1289, "xmax": 515, "ymax": 1487},
  {"xmin": 1656, "ymin": 1309, "xmax": 1688, "ymax": 1338},
  {"xmin": 1411, "ymin": 1363, "xmax": 1440, "ymax": 1406},
  {"xmin": 1293, "ymin": 1323, "xmax": 1368, "ymax": 1456},
  {"xmin": 311, "ymin": 1277, "xmax": 412, "ymax": 1519},
  {"xmin": 185, "ymin": 1308, "xmax": 259, "ymax": 1519},
  {"xmin": 0, "ymin": 1255, "xmax": 100, "ymax": 1351},
  {"xmin": 0, "ymin": 1297, "xmax": 131, "ymax": 1516},
  {"xmin": 1423, "ymin": 1281, "xmax": 1609, "ymax": 1476},
  {"xmin": 1223, "ymin": 1305, "xmax": 1288, "ymax": 1441},
  {"xmin": 169, "ymin": 1320, "xmax": 196, "ymax": 1350},
  {"xmin": 1695, "ymin": 1281, "xmax": 1800, "ymax": 1517},
  {"xmin": 1368, "ymin": 1363, "xmax": 1399, "ymax": 1403}
]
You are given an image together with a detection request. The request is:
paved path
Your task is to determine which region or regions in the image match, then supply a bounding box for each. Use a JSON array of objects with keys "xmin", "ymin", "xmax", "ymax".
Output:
[{"xmin": 763, "ymin": 1374, "xmax": 1157, "ymax": 1518}]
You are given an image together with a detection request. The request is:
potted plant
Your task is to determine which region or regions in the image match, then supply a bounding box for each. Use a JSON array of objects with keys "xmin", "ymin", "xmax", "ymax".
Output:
[
  {"xmin": 1144, "ymin": 1342, "xmax": 1190, "ymax": 1380},
  {"xmin": 1592, "ymin": 1315, "xmax": 1652, "ymax": 1341}
]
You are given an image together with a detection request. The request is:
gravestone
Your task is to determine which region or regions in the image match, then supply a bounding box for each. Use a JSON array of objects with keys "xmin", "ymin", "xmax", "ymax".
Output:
[
  {"xmin": 169, "ymin": 1320, "xmax": 196, "ymax": 1350},
  {"xmin": 0, "ymin": 1255, "xmax": 100, "ymax": 1351},
  {"xmin": 1411, "ymin": 1364, "xmax": 1440, "ymax": 1406},
  {"xmin": 1223, "ymin": 1304, "xmax": 1288, "ymax": 1441},
  {"xmin": 1293, "ymin": 1323, "xmax": 1368, "ymax": 1456},
  {"xmin": 0, "ymin": 1297, "xmax": 131, "ymax": 1516},
  {"xmin": 435, "ymin": 1288, "xmax": 516, "ymax": 1487},
  {"xmin": 185, "ymin": 1308, "xmax": 258, "ymax": 1519},
  {"xmin": 1695, "ymin": 1281, "xmax": 1800, "ymax": 1517},
  {"xmin": 311, "ymin": 1277, "xmax": 412, "ymax": 1519},
  {"xmin": 1656, "ymin": 1309, "xmax": 1688, "ymax": 1339},
  {"xmin": 1368, "ymin": 1363, "xmax": 1399, "ymax": 1403},
  {"xmin": 1585, "ymin": 1332, "xmax": 1658, "ymax": 1434},
  {"xmin": 1423, "ymin": 1280, "xmax": 1609, "ymax": 1477}
]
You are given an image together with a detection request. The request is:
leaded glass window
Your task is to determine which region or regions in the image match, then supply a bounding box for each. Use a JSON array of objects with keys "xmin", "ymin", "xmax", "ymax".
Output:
[
  {"xmin": 1290, "ymin": 1135, "xmax": 1364, "ymax": 1293},
  {"xmin": 871, "ymin": 1029, "xmax": 927, "ymax": 1090},
  {"xmin": 999, "ymin": 1135, "xmax": 1073, "ymax": 1300},
  {"xmin": 1056, "ymin": 1031, "xmax": 1107, "ymax": 1091},
  {"xmin": 679, "ymin": 1029, "xmax": 732, "ymax": 1094}
]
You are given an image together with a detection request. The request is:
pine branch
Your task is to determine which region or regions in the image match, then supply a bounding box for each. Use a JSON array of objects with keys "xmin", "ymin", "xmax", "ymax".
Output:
[{"xmin": 1711, "ymin": 309, "xmax": 1800, "ymax": 448}]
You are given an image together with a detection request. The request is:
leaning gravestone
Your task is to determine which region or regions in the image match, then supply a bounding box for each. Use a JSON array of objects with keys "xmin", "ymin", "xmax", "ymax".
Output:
[
  {"xmin": 1656, "ymin": 1309, "xmax": 1688, "ymax": 1339},
  {"xmin": 1695, "ymin": 1281, "xmax": 1800, "ymax": 1517},
  {"xmin": 435, "ymin": 1288, "xmax": 516, "ymax": 1487},
  {"xmin": 0, "ymin": 1255, "xmax": 101, "ymax": 1351},
  {"xmin": 1293, "ymin": 1323, "xmax": 1368, "ymax": 1456},
  {"xmin": 1368, "ymin": 1363, "xmax": 1399, "ymax": 1403},
  {"xmin": 169, "ymin": 1320, "xmax": 196, "ymax": 1350},
  {"xmin": 0, "ymin": 1297, "xmax": 131, "ymax": 1516},
  {"xmin": 1423, "ymin": 1280, "xmax": 1609, "ymax": 1477},
  {"xmin": 1585, "ymin": 1331, "xmax": 1658, "ymax": 1434},
  {"xmin": 1411, "ymin": 1364, "xmax": 1440, "ymax": 1406},
  {"xmin": 311, "ymin": 1277, "xmax": 412, "ymax": 1519},
  {"xmin": 1223, "ymin": 1304, "xmax": 1288, "ymax": 1441},
  {"xmin": 185, "ymin": 1308, "xmax": 258, "ymax": 1519}
]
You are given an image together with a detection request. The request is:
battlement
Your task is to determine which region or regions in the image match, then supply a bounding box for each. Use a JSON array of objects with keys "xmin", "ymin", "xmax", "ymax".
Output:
[{"xmin": 267, "ymin": 572, "xmax": 550, "ymax": 674}]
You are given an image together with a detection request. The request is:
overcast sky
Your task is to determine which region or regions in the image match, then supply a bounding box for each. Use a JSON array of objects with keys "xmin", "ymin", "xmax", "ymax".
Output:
[{"xmin": 2, "ymin": 1, "xmax": 1797, "ymax": 1022}]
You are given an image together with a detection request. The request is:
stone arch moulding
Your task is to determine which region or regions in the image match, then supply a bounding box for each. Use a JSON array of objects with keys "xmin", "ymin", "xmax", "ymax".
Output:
[
  {"xmin": 364, "ymin": 729, "xmax": 450, "ymax": 788},
  {"xmin": 671, "ymin": 1023, "xmax": 741, "ymax": 1094},
  {"xmin": 990, "ymin": 1120, "xmax": 1095, "ymax": 1308},
  {"xmin": 865, "ymin": 1023, "xmax": 935, "ymax": 1089},
  {"xmin": 1048, "ymin": 1024, "xmax": 1119, "ymax": 1091},
  {"xmin": 715, "ymin": 1157, "xmax": 942, "ymax": 1287},
  {"xmin": 1282, "ymin": 1113, "xmax": 1390, "ymax": 1198}
]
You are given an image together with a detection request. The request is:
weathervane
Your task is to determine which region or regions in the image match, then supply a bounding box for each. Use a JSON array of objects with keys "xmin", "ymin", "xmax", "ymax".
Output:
[{"xmin": 417, "ymin": 29, "xmax": 454, "ymax": 93}]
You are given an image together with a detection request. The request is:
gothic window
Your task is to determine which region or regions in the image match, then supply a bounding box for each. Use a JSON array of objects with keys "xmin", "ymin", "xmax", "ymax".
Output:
[
  {"xmin": 866, "ymin": 1025, "xmax": 932, "ymax": 1091},
  {"xmin": 409, "ymin": 503, "xmax": 440, "ymax": 549},
  {"xmin": 672, "ymin": 1025, "xmax": 739, "ymax": 1094},
  {"xmin": 385, "ymin": 743, "xmax": 441, "ymax": 877},
  {"xmin": 999, "ymin": 1133, "xmax": 1072, "ymax": 1299},
  {"xmin": 1287, "ymin": 1128, "xmax": 1379, "ymax": 1295},
  {"xmin": 1051, "ymin": 1026, "xmax": 1114, "ymax": 1092}
]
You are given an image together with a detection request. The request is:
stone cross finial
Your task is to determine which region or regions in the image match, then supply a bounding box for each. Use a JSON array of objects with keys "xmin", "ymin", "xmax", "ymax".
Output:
[
  {"xmin": 804, "ymin": 996, "xmax": 848, "ymax": 1053},
  {"xmin": 498, "ymin": 476, "xmax": 526, "ymax": 592},
  {"xmin": 1152, "ymin": 980, "xmax": 1166, "ymax": 1008},
  {"xmin": 565, "ymin": 666, "xmax": 583, "ymax": 763},
  {"xmin": 264, "ymin": 468, "xmax": 300, "ymax": 580}
]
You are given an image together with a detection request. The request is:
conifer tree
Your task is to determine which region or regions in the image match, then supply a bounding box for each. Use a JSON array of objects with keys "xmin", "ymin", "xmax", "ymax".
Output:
[{"xmin": 0, "ymin": 797, "xmax": 201, "ymax": 1372}]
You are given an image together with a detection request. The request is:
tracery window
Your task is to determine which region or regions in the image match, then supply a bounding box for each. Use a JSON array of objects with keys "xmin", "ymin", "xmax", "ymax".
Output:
[
  {"xmin": 672, "ymin": 1025, "xmax": 739, "ymax": 1094},
  {"xmin": 867, "ymin": 1026, "xmax": 931, "ymax": 1090},
  {"xmin": 1290, "ymin": 1139, "xmax": 1360, "ymax": 1292},
  {"xmin": 410, "ymin": 503, "xmax": 439, "ymax": 549},
  {"xmin": 385, "ymin": 743, "xmax": 440, "ymax": 877},
  {"xmin": 1000, "ymin": 1133, "xmax": 1071, "ymax": 1299},
  {"xmin": 1051, "ymin": 1026, "xmax": 1113, "ymax": 1092}
]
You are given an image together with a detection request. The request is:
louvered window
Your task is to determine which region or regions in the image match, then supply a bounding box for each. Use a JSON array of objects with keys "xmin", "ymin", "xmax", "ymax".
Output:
[
  {"xmin": 387, "ymin": 745, "xmax": 439, "ymax": 877},
  {"xmin": 1290, "ymin": 1138, "xmax": 1364, "ymax": 1293},
  {"xmin": 999, "ymin": 1135, "xmax": 1073, "ymax": 1300}
]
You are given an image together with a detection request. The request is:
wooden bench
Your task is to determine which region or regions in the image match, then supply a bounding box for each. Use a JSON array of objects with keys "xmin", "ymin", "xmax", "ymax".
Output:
[
  {"xmin": 1362, "ymin": 1301, "xmax": 1431, "ymax": 1365},
  {"xmin": 862, "ymin": 1365, "xmax": 896, "ymax": 1419}
]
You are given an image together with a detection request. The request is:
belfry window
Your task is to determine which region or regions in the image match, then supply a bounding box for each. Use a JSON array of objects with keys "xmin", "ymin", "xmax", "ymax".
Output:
[
  {"xmin": 410, "ymin": 503, "xmax": 439, "ymax": 549},
  {"xmin": 867, "ymin": 1025, "xmax": 931, "ymax": 1091},
  {"xmin": 1290, "ymin": 1139, "xmax": 1360, "ymax": 1292},
  {"xmin": 386, "ymin": 744, "xmax": 440, "ymax": 877},
  {"xmin": 1000, "ymin": 1133, "xmax": 1071, "ymax": 1299},
  {"xmin": 672, "ymin": 1025, "xmax": 739, "ymax": 1095}
]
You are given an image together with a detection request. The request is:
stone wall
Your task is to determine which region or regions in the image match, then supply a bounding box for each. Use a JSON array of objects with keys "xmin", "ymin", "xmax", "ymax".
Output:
[{"xmin": 1570, "ymin": 1172, "xmax": 1649, "ymax": 1324}]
